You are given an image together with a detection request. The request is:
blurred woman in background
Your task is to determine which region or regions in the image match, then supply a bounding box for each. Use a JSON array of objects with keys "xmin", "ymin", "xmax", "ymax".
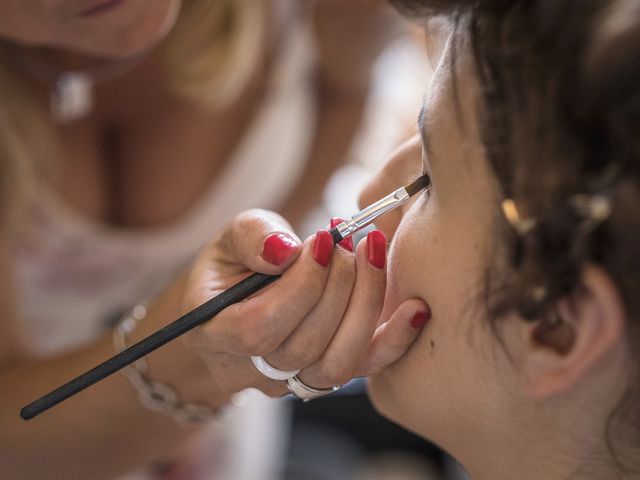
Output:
[{"xmin": 0, "ymin": 1, "xmax": 421, "ymax": 479}]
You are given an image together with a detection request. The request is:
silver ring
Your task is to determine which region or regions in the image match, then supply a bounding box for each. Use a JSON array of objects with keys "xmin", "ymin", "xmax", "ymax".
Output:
[
  {"xmin": 286, "ymin": 375, "xmax": 341, "ymax": 401},
  {"xmin": 251, "ymin": 355, "xmax": 300, "ymax": 381}
]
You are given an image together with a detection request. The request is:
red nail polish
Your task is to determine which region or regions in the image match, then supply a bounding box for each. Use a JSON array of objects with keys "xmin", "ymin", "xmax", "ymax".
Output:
[
  {"xmin": 262, "ymin": 233, "xmax": 298, "ymax": 266},
  {"xmin": 367, "ymin": 230, "xmax": 386, "ymax": 269},
  {"xmin": 312, "ymin": 230, "xmax": 333, "ymax": 267},
  {"xmin": 410, "ymin": 309, "xmax": 431, "ymax": 329},
  {"xmin": 329, "ymin": 217, "xmax": 354, "ymax": 252}
]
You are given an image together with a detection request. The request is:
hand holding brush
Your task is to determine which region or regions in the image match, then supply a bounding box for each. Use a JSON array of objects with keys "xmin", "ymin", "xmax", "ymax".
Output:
[{"xmin": 21, "ymin": 176, "xmax": 429, "ymax": 420}]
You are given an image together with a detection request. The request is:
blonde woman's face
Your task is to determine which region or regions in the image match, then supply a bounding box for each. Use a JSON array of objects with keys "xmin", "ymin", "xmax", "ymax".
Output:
[
  {"xmin": 363, "ymin": 45, "xmax": 517, "ymax": 454},
  {"xmin": 0, "ymin": 0, "xmax": 181, "ymax": 57}
]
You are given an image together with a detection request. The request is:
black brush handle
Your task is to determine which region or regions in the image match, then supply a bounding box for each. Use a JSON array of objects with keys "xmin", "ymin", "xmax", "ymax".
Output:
[
  {"xmin": 21, "ymin": 227, "xmax": 344, "ymax": 420},
  {"xmin": 20, "ymin": 272, "xmax": 280, "ymax": 420}
]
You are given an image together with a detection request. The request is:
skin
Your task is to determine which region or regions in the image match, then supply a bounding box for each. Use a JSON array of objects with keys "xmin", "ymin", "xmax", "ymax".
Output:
[
  {"xmin": 361, "ymin": 36, "xmax": 635, "ymax": 479},
  {"xmin": 0, "ymin": 1, "xmax": 420, "ymax": 479},
  {"xmin": 0, "ymin": 0, "xmax": 182, "ymax": 58}
]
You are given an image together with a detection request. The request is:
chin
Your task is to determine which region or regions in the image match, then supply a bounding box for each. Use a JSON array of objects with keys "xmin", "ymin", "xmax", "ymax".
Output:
[
  {"xmin": 67, "ymin": 0, "xmax": 180, "ymax": 58},
  {"xmin": 368, "ymin": 371, "xmax": 429, "ymax": 442},
  {"xmin": 368, "ymin": 367, "xmax": 406, "ymax": 426}
]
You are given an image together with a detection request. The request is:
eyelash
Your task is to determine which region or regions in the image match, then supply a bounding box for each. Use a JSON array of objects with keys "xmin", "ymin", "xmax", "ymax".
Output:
[
  {"xmin": 420, "ymin": 172, "xmax": 432, "ymax": 197},
  {"xmin": 421, "ymin": 153, "xmax": 431, "ymax": 189}
]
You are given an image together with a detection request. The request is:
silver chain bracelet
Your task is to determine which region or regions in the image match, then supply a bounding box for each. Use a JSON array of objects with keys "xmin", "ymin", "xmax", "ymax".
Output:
[{"xmin": 113, "ymin": 304, "xmax": 218, "ymax": 426}]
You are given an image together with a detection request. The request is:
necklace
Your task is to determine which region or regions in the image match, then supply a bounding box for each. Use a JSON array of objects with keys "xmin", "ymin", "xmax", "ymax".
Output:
[{"xmin": 15, "ymin": 49, "xmax": 152, "ymax": 123}]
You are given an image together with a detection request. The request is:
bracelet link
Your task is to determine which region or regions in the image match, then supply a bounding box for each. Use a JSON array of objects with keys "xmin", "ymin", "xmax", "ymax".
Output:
[{"xmin": 113, "ymin": 303, "xmax": 218, "ymax": 426}]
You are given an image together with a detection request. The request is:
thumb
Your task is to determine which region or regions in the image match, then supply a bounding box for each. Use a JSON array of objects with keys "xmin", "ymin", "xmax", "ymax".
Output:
[{"xmin": 221, "ymin": 209, "xmax": 303, "ymax": 275}]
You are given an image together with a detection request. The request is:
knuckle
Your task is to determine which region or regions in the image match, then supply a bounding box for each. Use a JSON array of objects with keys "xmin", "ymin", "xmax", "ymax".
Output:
[
  {"xmin": 234, "ymin": 209, "xmax": 261, "ymax": 227},
  {"xmin": 315, "ymin": 360, "xmax": 354, "ymax": 387},
  {"xmin": 301, "ymin": 265, "xmax": 324, "ymax": 291},
  {"xmin": 231, "ymin": 210, "xmax": 269, "ymax": 241},
  {"xmin": 332, "ymin": 259, "xmax": 356, "ymax": 291},
  {"xmin": 275, "ymin": 335, "xmax": 322, "ymax": 370},
  {"xmin": 236, "ymin": 316, "xmax": 269, "ymax": 355},
  {"xmin": 229, "ymin": 212, "xmax": 250, "ymax": 236},
  {"xmin": 257, "ymin": 383, "xmax": 288, "ymax": 398},
  {"xmin": 336, "ymin": 270, "xmax": 356, "ymax": 298},
  {"xmin": 260, "ymin": 302, "xmax": 281, "ymax": 326},
  {"xmin": 234, "ymin": 302, "xmax": 282, "ymax": 355}
]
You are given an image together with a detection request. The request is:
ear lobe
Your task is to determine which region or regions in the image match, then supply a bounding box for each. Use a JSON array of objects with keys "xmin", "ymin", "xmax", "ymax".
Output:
[{"xmin": 522, "ymin": 264, "xmax": 626, "ymax": 399}]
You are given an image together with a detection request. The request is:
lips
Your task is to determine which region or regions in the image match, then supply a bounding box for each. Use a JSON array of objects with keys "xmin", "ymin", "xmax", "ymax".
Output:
[{"xmin": 79, "ymin": 0, "xmax": 127, "ymax": 18}]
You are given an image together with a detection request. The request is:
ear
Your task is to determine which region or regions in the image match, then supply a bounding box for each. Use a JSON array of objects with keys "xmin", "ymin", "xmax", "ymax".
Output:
[{"xmin": 521, "ymin": 264, "xmax": 627, "ymax": 398}]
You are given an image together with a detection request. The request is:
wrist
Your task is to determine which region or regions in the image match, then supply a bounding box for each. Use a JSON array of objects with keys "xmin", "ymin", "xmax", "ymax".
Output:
[{"xmin": 114, "ymin": 282, "xmax": 230, "ymax": 424}]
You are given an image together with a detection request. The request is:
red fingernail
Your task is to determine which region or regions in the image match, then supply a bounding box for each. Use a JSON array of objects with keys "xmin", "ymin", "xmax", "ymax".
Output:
[
  {"xmin": 410, "ymin": 309, "xmax": 431, "ymax": 329},
  {"xmin": 262, "ymin": 233, "xmax": 298, "ymax": 266},
  {"xmin": 329, "ymin": 217, "xmax": 354, "ymax": 252},
  {"xmin": 367, "ymin": 230, "xmax": 386, "ymax": 269},
  {"xmin": 312, "ymin": 230, "xmax": 333, "ymax": 267}
]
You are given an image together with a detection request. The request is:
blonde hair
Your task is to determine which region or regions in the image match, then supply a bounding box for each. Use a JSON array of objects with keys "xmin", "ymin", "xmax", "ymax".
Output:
[
  {"xmin": 165, "ymin": 0, "xmax": 264, "ymax": 108},
  {"xmin": 0, "ymin": 0, "xmax": 264, "ymax": 227}
]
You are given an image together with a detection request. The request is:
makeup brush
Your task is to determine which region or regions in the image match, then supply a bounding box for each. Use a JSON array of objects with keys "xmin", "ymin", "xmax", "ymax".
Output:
[{"xmin": 20, "ymin": 175, "xmax": 429, "ymax": 420}]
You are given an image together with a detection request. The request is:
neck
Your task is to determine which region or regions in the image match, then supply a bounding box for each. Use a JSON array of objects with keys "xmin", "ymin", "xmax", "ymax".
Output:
[
  {"xmin": 27, "ymin": 47, "xmax": 115, "ymax": 71},
  {"xmin": 452, "ymin": 400, "xmax": 627, "ymax": 480}
]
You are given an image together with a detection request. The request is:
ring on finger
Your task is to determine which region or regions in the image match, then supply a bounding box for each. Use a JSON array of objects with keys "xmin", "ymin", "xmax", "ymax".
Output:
[
  {"xmin": 251, "ymin": 355, "xmax": 300, "ymax": 381},
  {"xmin": 286, "ymin": 375, "xmax": 341, "ymax": 401}
]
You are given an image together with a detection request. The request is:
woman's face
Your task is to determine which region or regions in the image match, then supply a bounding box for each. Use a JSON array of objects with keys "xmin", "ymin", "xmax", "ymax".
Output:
[
  {"xmin": 364, "ymin": 42, "xmax": 520, "ymax": 456},
  {"xmin": 0, "ymin": 0, "xmax": 181, "ymax": 57}
]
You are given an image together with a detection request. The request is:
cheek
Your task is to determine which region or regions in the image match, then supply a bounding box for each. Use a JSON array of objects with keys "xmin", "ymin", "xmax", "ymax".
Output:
[
  {"xmin": 370, "ymin": 193, "xmax": 500, "ymax": 439},
  {"xmin": 381, "ymin": 194, "xmax": 442, "ymax": 318},
  {"xmin": 371, "ymin": 199, "xmax": 445, "ymax": 423}
]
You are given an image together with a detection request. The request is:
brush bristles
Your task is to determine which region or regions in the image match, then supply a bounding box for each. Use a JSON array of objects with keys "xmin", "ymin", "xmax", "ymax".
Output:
[{"xmin": 404, "ymin": 175, "xmax": 430, "ymax": 197}]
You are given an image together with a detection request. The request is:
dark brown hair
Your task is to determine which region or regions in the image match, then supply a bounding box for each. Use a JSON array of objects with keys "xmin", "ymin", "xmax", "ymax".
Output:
[{"xmin": 392, "ymin": 0, "xmax": 640, "ymax": 473}]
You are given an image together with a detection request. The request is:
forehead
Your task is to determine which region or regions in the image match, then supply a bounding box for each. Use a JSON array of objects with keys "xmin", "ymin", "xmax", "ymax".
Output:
[{"xmin": 420, "ymin": 37, "xmax": 483, "ymax": 168}]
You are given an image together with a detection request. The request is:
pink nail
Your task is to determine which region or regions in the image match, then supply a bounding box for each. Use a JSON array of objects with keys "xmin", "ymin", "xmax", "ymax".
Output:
[
  {"xmin": 262, "ymin": 233, "xmax": 298, "ymax": 266},
  {"xmin": 410, "ymin": 309, "xmax": 431, "ymax": 329},
  {"xmin": 312, "ymin": 230, "xmax": 334, "ymax": 267},
  {"xmin": 367, "ymin": 230, "xmax": 386, "ymax": 269}
]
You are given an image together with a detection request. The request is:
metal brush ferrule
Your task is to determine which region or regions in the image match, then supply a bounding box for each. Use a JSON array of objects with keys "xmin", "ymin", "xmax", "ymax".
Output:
[{"xmin": 336, "ymin": 187, "xmax": 409, "ymax": 239}]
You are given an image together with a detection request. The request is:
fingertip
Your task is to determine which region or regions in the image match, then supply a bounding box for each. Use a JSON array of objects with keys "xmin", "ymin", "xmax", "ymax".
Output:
[
  {"xmin": 261, "ymin": 232, "xmax": 302, "ymax": 269},
  {"xmin": 230, "ymin": 210, "xmax": 302, "ymax": 273},
  {"xmin": 410, "ymin": 309, "xmax": 431, "ymax": 330},
  {"xmin": 356, "ymin": 298, "xmax": 431, "ymax": 377},
  {"xmin": 311, "ymin": 229, "xmax": 334, "ymax": 267},
  {"xmin": 397, "ymin": 298, "xmax": 431, "ymax": 332},
  {"xmin": 354, "ymin": 230, "xmax": 387, "ymax": 272},
  {"xmin": 366, "ymin": 230, "xmax": 386, "ymax": 269}
]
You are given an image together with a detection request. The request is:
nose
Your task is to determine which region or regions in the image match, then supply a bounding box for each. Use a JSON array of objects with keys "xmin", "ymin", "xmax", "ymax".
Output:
[{"xmin": 357, "ymin": 135, "xmax": 423, "ymax": 239}]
